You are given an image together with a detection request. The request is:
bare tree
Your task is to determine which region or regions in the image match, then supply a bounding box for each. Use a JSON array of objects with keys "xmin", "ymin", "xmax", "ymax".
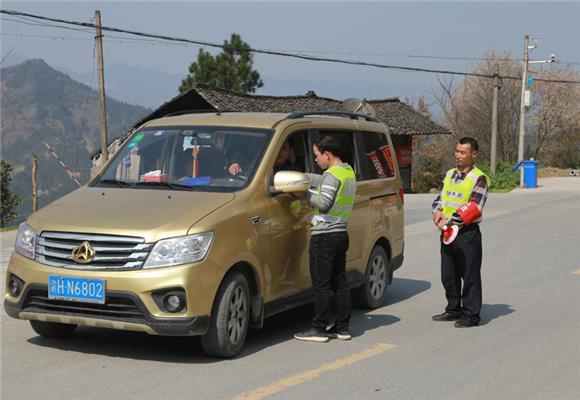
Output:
[
  {"xmin": 527, "ymin": 66, "xmax": 580, "ymax": 166},
  {"xmin": 432, "ymin": 50, "xmax": 580, "ymax": 168},
  {"xmin": 432, "ymin": 50, "xmax": 522, "ymax": 163}
]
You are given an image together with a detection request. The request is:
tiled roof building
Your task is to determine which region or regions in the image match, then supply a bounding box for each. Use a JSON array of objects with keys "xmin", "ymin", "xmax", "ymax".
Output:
[{"xmin": 133, "ymin": 85, "xmax": 450, "ymax": 137}]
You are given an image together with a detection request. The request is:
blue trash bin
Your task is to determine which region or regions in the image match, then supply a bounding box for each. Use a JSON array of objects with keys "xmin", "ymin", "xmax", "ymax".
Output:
[
  {"xmin": 512, "ymin": 159, "xmax": 539, "ymax": 188},
  {"xmin": 523, "ymin": 160, "xmax": 539, "ymax": 188}
]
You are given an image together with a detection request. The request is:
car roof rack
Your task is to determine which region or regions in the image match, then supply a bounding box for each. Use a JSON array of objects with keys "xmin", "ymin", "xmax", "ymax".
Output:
[
  {"xmin": 163, "ymin": 109, "xmax": 231, "ymax": 117},
  {"xmin": 286, "ymin": 111, "xmax": 378, "ymax": 122}
]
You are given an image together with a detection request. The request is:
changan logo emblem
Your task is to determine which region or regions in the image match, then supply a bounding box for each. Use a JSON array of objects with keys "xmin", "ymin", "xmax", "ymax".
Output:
[{"xmin": 72, "ymin": 241, "xmax": 96, "ymax": 264}]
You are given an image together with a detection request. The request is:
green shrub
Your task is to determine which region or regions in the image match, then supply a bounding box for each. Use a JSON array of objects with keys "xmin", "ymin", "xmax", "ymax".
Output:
[{"xmin": 478, "ymin": 162, "xmax": 520, "ymax": 192}]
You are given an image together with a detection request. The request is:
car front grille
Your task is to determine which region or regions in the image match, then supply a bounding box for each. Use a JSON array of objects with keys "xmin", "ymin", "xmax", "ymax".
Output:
[
  {"xmin": 22, "ymin": 288, "xmax": 146, "ymax": 322},
  {"xmin": 37, "ymin": 232, "xmax": 153, "ymax": 271}
]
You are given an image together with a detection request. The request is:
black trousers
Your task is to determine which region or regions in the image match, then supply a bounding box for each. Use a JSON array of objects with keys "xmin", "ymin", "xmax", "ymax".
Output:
[
  {"xmin": 440, "ymin": 223, "xmax": 483, "ymax": 323},
  {"xmin": 309, "ymin": 232, "xmax": 351, "ymax": 331}
]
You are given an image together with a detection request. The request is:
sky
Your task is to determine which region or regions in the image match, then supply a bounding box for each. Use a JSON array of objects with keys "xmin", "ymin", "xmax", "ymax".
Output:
[{"xmin": 1, "ymin": 1, "xmax": 579, "ymax": 102}]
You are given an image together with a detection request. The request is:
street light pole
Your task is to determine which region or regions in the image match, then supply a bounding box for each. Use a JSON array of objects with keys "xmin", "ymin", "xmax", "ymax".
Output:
[{"xmin": 517, "ymin": 35, "xmax": 530, "ymax": 188}]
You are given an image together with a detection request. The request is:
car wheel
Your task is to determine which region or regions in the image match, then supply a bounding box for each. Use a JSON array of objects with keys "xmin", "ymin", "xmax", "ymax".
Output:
[
  {"xmin": 353, "ymin": 246, "xmax": 390, "ymax": 309},
  {"xmin": 201, "ymin": 272, "xmax": 250, "ymax": 358},
  {"xmin": 30, "ymin": 320, "xmax": 77, "ymax": 338}
]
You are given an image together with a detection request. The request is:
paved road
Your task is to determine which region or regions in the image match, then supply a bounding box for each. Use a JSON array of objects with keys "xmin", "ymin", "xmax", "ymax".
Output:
[{"xmin": 2, "ymin": 178, "xmax": 579, "ymax": 400}]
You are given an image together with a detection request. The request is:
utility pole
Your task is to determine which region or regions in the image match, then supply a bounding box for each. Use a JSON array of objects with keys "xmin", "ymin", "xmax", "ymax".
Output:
[
  {"xmin": 95, "ymin": 10, "xmax": 109, "ymax": 165},
  {"xmin": 32, "ymin": 153, "xmax": 38, "ymax": 212},
  {"xmin": 517, "ymin": 35, "xmax": 530, "ymax": 188},
  {"xmin": 490, "ymin": 69, "xmax": 501, "ymax": 176}
]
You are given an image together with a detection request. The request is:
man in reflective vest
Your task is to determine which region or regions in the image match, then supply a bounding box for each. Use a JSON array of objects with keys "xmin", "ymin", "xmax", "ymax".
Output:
[
  {"xmin": 294, "ymin": 135, "xmax": 356, "ymax": 342},
  {"xmin": 432, "ymin": 137, "xmax": 489, "ymax": 328}
]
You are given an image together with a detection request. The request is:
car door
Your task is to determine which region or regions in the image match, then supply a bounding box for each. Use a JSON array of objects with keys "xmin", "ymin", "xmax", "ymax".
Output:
[{"xmin": 264, "ymin": 130, "xmax": 312, "ymax": 300}]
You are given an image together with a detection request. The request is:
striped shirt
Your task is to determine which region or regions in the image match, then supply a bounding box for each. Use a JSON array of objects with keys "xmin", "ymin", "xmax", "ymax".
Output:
[
  {"xmin": 305, "ymin": 163, "xmax": 351, "ymax": 235},
  {"xmin": 432, "ymin": 166, "xmax": 489, "ymax": 223}
]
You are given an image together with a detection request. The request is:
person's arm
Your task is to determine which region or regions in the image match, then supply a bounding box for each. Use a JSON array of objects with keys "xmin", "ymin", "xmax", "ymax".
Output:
[
  {"xmin": 432, "ymin": 180, "xmax": 445, "ymax": 227},
  {"xmin": 305, "ymin": 172, "xmax": 340, "ymax": 212},
  {"xmin": 469, "ymin": 175, "xmax": 489, "ymax": 212},
  {"xmin": 305, "ymin": 173, "xmax": 323, "ymax": 188}
]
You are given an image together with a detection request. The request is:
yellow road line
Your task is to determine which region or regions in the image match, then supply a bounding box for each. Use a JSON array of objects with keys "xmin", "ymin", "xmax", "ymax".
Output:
[{"xmin": 232, "ymin": 342, "xmax": 396, "ymax": 400}]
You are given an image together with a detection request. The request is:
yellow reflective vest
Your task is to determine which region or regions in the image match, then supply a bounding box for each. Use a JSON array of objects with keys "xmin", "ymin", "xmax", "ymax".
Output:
[
  {"xmin": 314, "ymin": 165, "xmax": 356, "ymax": 223},
  {"xmin": 441, "ymin": 167, "xmax": 489, "ymax": 218}
]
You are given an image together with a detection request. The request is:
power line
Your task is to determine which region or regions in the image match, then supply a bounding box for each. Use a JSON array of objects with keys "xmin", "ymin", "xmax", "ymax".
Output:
[
  {"xmin": 1, "ymin": 16, "xmax": 94, "ymax": 34},
  {"xmin": 255, "ymin": 48, "xmax": 580, "ymax": 66},
  {"xmin": 1, "ymin": 32, "xmax": 92, "ymax": 41},
  {"xmin": 4, "ymin": 30, "xmax": 579, "ymax": 66},
  {"xmin": 1, "ymin": 9, "xmax": 579, "ymax": 84},
  {"xmin": 1, "ymin": 32, "xmax": 194, "ymax": 47}
]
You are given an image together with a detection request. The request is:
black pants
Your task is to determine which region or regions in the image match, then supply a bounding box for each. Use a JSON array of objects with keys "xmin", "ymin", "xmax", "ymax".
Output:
[
  {"xmin": 440, "ymin": 223, "xmax": 482, "ymax": 323},
  {"xmin": 309, "ymin": 232, "xmax": 350, "ymax": 331}
]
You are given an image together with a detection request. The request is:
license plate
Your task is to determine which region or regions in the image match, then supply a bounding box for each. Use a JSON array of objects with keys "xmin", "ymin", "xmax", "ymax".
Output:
[{"xmin": 48, "ymin": 276, "xmax": 106, "ymax": 304}]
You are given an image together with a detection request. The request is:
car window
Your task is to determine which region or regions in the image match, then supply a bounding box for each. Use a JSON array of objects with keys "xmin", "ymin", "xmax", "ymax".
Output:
[
  {"xmin": 93, "ymin": 126, "xmax": 271, "ymax": 192},
  {"xmin": 274, "ymin": 131, "xmax": 308, "ymax": 173},
  {"xmin": 311, "ymin": 130, "xmax": 359, "ymax": 178},
  {"xmin": 360, "ymin": 131, "xmax": 395, "ymax": 180}
]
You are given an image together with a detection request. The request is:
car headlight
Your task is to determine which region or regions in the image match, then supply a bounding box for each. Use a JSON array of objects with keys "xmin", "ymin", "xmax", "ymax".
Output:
[
  {"xmin": 15, "ymin": 222, "xmax": 37, "ymax": 260},
  {"xmin": 143, "ymin": 231, "xmax": 214, "ymax": 269}
]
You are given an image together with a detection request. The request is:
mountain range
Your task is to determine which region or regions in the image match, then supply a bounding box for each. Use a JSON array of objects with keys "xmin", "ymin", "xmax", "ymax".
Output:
[
  {"xmin": 3, "ymin": 54, "xmax": 430, "ymax": 109},
  {"xmin": 0, "ymin": 59, "xmax": 151, "ymax": 224}
]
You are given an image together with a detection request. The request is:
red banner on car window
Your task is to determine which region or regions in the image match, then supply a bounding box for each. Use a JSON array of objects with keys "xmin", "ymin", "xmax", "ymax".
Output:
[
  {"xmin": 367, "ymin": 151, "xmax": 387, "ymax": 178},
  {"xmin": 379, "ymin": 145, "xmax": 395, "ymax": 174}
]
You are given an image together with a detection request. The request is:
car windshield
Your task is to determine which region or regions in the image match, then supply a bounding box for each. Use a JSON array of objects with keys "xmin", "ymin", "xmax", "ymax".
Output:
[{"xmin": 93, "ymin": 126, "xmax": 271, "ymax": 192}]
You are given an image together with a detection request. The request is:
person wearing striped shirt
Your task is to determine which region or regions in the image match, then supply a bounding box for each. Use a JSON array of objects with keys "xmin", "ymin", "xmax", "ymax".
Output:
[
  {"xmin": 294, "ymin": 136, "xmax": 356, "ymax": 343},
  {"xmin": 432, "ymin": 137, "xmax": 489, "ymax": 328}
]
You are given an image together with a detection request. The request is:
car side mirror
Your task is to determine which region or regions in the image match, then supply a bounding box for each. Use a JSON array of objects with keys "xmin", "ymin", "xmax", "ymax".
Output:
[{"xmin": 269, "ymin": 171, "xmax": 310, "ymax": 194}]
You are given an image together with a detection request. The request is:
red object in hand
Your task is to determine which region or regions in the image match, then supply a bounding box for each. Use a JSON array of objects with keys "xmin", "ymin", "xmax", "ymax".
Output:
[
  {"xmin": 457, "ymin": 202, "xmax": 481, "ymax": 226},
  {"xmin": 441, "ymin": 224, "xmax": 459, "ymax": 245}
]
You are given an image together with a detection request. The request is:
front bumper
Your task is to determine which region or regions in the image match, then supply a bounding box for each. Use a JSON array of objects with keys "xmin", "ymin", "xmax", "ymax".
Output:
[
  {"xmin": 4, "ymin": 284, "xmax": 210, "ymax": 336},
  {"xmin": 4, "ymin": 253, "xmax": 221, "ymax": 336}
]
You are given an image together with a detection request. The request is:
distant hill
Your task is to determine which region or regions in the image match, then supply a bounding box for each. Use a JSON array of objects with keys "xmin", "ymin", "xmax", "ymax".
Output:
[
  {"xmin": 3, "ymin": 54, "xmax": 431, "ymax": 111},
  {"xmin": 0, "ymin": 59, "xmax": 151, "ymax": 223}
]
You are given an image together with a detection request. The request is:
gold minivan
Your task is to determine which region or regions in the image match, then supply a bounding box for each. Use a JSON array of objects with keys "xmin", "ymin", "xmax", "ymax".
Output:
[{"xmin": 5, "ymin": 111, "xmax": 404, "ymax": 357}]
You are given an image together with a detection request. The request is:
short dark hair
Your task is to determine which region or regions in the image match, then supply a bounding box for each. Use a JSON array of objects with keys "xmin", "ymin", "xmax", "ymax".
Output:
[
  {"xmin": 315, "ymin": 135, "xmax": 342, "ymax": 158},
  {"xmin": 459, "ymin": 137, "xmax": 479, "ymax": 152}
]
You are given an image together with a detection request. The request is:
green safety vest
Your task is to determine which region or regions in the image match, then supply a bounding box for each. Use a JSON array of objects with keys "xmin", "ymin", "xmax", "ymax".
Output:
[
  {"xmin": 314, "ymin": 165, "xmax": 356, "ymax": 223},
  {"xmin": 441, "ymin": 166, "xmax": 489, "ymax": 217}
]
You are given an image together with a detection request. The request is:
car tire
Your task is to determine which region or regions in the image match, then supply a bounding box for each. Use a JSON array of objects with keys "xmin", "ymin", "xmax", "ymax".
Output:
[
  {"xmin": 30, "ymin": 320, "xmax": 77, "ymax": 338},
  {"xmin": 201, "ymin": 272, "xmax": 250, "ymax": 358},
  {"xmin": 353, "ymin": 246, "xmax": 390, "ymax": 309}
]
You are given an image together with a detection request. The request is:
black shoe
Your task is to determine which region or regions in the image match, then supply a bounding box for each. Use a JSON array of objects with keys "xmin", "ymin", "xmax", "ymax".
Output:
[
  {"xmin": 454, "ymin": 318, "xmax": 479, "ymax": 328},
  {"xmin": 326, "ymin": 326, "xmax": 352, "ymax": 340},
  {"xmin": 294, "ymin": 328, "xmax": 329, "ymax": 343},
  {"xmin": 432, "ymin": 311, "xmax": 463, "ymax": 321}
]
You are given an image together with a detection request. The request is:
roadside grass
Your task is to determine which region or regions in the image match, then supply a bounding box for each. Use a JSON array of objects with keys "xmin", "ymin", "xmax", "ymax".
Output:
[
  {"xmin": 479, "ymin": 162, "xmax": 520, "ymax": 193},
  {"xmin": 0, "ymin": 226, "xmax": 18, "ymax": 232}
]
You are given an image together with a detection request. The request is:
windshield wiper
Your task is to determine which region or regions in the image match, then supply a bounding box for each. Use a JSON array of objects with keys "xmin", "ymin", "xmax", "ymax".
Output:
[
  {"xmin": 134, "ymin": 181, "xmax": 201, "ymax": 191},
  {"xmin": 98, "ymin": 179, "xmax": 132, "ymax": 188}
]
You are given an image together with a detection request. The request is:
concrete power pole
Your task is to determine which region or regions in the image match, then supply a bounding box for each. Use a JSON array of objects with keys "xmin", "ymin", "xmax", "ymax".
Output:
[
  {"xmin": 95, "ymin": 10, "xmax": 109, "ymax": 165},
  {"xmin": 490, "ymin": 70, "xmax": 501, "ymax": 176},
  {"xmin": 516, "ymin": 35, "xmax": 530, "ymax": 187},
  {"xmin": 31, "ymin": 153, "xmax": 38, "ymax": 212}
]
